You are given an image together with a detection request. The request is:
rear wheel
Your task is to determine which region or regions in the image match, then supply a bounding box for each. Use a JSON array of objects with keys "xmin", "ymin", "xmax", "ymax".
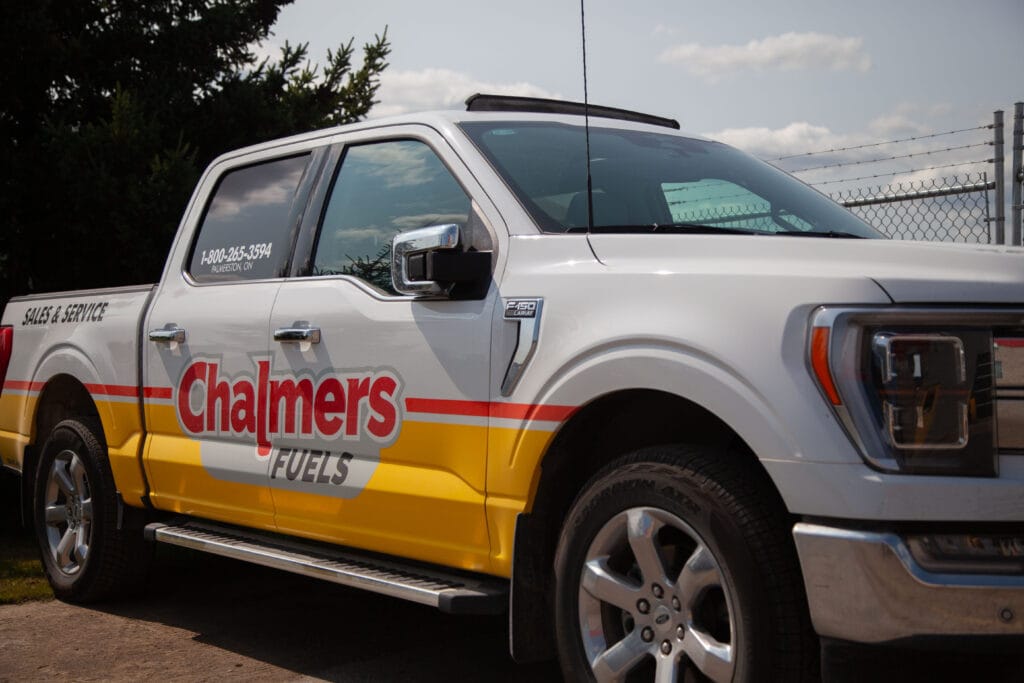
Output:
[
  {"xmin": 33, "ymin": 418, "xmax": 150, "ymax": 602},
  {"xmin": 554, "ymin": 446, "xmax": 817, "ymax": 682}
]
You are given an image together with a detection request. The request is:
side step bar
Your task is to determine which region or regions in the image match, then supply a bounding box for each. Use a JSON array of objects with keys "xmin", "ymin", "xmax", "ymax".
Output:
[{"xmin": 145, "ymin": 520, "xmax": 508, "ymax": 615}]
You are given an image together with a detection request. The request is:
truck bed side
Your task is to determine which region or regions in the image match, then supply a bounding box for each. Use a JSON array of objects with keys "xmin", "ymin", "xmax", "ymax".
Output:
[{"xmin": 0, "ymin": 284, "xmax": 155, "ymax": 506}]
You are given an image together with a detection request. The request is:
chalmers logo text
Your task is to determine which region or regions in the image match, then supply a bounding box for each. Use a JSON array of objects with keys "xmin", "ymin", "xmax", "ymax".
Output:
[{"xmin": 176, "ymin": 359, "xmax": 402, "ymax": 454}]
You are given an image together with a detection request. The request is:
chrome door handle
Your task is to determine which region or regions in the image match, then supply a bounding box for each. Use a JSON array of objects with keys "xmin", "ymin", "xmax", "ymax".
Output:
[
  {"xmin": 149, "ymin": 325, "xmax": 186, "ymax": 343},
  {"xmin": 273, "ymin": 325, "xmax": 321, "ymax": 344}
]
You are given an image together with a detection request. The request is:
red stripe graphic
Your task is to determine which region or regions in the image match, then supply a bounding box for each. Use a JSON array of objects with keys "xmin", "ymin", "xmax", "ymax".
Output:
[
  {"xmin": 405, "ymin": 398, "xmax": 490, "ymax": 417},
  {"xmin": 6, "ymin": 379, "xmax": 574, "ymax": 424},
  {"xmin": 84, "ymin": 383, "xmax": 138, "ymax": 398},
  {"xmin": 996, "ymin": 338, "xmax": 1024, "ymax": 348},
  {"xmin": 489, "ymin": 402, "xmax": 576, "ymax": 422},
  {"xmin": 3, "ymin": 380, "xmax": 44, "ymax": 392},
  {"xmin": 404, "ymin": 397, "xmax": 575, "ymax": 423},
  {"xmin": 3, "ymin": 380, "xmax": 168, "ymax": 400}
]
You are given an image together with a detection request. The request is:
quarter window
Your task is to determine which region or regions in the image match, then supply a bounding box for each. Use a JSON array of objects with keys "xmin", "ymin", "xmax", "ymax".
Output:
[
  {"xmin": 189, "ymin": 154, "xmax": 310, "ymax": 282},
  {"xmin": 313, "ymin": 139, "xmax": 471, "ymax": 293}
]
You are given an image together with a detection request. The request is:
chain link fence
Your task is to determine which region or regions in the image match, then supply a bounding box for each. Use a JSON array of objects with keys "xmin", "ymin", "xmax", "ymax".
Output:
[
  {"xmin": 762, "ymin": 106, "xmax": 1024, "ymax": 245},
  {"xmin": 828, "ymin": 172, "xmax": 994, "ymax": 243}
]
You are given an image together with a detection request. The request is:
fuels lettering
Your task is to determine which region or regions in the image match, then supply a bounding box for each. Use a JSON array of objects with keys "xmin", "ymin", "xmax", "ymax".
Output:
[{"xmin": 270, "ymin": 448, "xmax": 354, "ymax": 485}]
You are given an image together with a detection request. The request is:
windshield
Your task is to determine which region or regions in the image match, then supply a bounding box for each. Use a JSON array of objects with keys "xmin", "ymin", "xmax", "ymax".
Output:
[{"xmin": 460, "ymin": 121, "xmax": 882, "ymax": 238}]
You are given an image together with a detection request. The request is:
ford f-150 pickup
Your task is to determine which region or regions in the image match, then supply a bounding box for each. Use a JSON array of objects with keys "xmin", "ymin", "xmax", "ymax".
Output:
[{"xmin": 1, "ymin": 94, "xmax": 1021, "ymax": 682}]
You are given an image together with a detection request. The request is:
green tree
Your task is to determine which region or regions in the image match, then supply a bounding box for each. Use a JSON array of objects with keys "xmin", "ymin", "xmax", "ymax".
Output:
[{"xmin": 0, "ymin": 1, "xmax": 389, "ymax": 307}]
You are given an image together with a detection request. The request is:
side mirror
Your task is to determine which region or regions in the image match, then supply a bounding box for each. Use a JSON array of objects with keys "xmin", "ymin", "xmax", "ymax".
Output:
[{"xmin": 391, "ymin": 224, "xmax": 491, "ymax": 299}]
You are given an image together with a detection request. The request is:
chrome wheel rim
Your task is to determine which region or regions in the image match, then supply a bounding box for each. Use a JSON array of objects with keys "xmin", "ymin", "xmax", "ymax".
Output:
[
  {"xmin": 578, "ymin": 507, "xmax": 737, "ymax": 683},
  {"xmin": 43, "ymin": 449, "xmax": 94, "ymax": 576}
]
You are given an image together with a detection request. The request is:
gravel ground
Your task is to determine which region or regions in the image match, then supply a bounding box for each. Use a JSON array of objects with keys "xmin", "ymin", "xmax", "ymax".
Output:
[
  {"xmin": 0, "ymin": 545, "xmax": 562, "ymax": 682},
  {"xmin": 1, "ymin": 475, "xmax": 1020, "ymax": 682},
  {"xmin": 2, "ymin": 545, "xmax": 1021, "ymax": 682}
]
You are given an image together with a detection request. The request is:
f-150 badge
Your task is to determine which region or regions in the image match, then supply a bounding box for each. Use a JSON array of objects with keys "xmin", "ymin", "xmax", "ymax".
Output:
[{"xmin": 502, "ymin": 298, "xmax": 543, "ymax": 395}]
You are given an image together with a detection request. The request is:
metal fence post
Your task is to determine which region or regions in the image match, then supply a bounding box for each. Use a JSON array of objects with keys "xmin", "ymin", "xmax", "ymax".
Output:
[
  {"xmin": 993, "ymin": 110, "xmax": 1005, "ymax": 244},
  {"xmin": 1012, "ymin": 101, "xmax": 1023, "ymax": 247}
]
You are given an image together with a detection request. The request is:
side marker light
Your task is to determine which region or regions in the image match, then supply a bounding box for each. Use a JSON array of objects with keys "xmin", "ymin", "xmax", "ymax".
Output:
[{"xmin": 811, "ymin": 327, "xmax": 841, "ymax": 405}]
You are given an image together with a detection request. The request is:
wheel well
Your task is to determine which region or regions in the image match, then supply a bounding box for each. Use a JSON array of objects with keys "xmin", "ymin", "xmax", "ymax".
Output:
[
  {"xmin": 510, "ymin": 389, "xmax": 774, "ymax": 662},
  {"xmin": 20, "ymin": 375, "xmax": 101, "ymax": 526}
]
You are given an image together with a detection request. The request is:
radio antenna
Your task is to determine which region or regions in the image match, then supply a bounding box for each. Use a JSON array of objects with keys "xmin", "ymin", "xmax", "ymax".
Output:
[{"xmin": 580, "ymin": 0, "xmax": 594, "ymax": 233}]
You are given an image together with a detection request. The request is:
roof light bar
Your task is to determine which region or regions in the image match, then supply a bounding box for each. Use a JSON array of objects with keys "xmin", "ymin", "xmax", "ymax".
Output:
[{"xmin": 464, "ymin": 93, "xmax": 680, "ymax": 130}]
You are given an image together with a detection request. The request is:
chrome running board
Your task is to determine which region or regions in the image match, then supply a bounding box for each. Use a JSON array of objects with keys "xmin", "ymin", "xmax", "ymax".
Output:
[{"xmin": 145, "ymin": 520, "xmax": 507, "ymax": 615}]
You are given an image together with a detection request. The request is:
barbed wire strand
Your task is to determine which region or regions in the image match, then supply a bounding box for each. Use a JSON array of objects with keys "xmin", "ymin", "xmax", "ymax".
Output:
[
  {"xmin": 789, "ymin": 142, "xmax": 990, "ymax": 173},
  {"xmin": 767, "ymin": 124, "xmax": 993, "ymax": 161},
  {"xmin": 808, "ymin": 159, "xmax": 992, "ymax": 187}
]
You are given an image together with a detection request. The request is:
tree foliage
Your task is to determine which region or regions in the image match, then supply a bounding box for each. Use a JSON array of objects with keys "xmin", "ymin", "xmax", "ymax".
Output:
[{"xmin": 0, "ymin": 1, "xmax": 390, "ymax": 306}]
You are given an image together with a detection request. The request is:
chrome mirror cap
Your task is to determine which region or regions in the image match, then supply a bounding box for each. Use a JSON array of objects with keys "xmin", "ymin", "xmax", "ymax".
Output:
[{"xmin": 391, "ymin": 224, "xmax": 461, "ymax": 297}]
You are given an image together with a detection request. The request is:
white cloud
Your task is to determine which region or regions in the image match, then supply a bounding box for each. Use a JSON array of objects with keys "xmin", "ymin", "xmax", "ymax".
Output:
[
  {"xmin": 703, "ymin": 102, "xmax": 990, "ymax": 192},
  {"xmin": 868, "ymin": 113, "xmax": 930, "ymax": 137},
  {"xmin": 659, "ymin": 32, "xmax": 871, "ymax": 80},
  {"xmin": 371, "ymin": 68, "xmax": 560, "ymax": 118},
  {"xmin": 706, "ymin": 121, "xmax": 860, "ymax": 160},
  {"xmin": 867, "ymin": 102, "xmax": 954, "ymax": 137}
]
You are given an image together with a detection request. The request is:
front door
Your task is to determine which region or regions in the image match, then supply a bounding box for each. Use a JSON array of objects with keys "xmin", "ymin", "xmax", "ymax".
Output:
[{"xmin": 267, "ymin": 132, "xmax": 500, "ymax": 571}]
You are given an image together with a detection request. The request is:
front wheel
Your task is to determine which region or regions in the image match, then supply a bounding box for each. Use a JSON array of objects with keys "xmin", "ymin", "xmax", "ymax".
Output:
[
  {"xmin": 554, "ymin": 446, "xmax": 817, "ymax": 682},
  {"xmin": 33, "ymin": 418, "xmax": 150, "ymax": 602}
]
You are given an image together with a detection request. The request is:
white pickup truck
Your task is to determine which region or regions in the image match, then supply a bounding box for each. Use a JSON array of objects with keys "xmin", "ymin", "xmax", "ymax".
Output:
[{"xmin": 1, "ymin": 94, "xmax": 1021, "ymax": 681}]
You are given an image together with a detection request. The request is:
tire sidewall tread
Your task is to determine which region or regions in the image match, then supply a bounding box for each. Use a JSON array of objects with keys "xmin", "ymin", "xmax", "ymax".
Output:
[
  {"xmin": 33, "ymin": 417, "xmax": 149, "ymax": 603},
  {"xmin": 554, "ymin": 445, "xmax": 817, "ymax": 683}
]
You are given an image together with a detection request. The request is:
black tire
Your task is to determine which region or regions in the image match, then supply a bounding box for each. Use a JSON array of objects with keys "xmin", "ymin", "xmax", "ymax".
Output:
[
  {"xmin": 554, "ymin": 445, "xmax": 818, "ymax": 682},
  {"xmin": 33, "ymin": 418, "xmax": 150, "ymax": 602}
]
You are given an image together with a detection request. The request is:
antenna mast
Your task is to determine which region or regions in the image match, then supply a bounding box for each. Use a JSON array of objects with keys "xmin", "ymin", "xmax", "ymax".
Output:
[{"xmin": 580, "ymin": 0, "xmax": 594, "ymax": 232}]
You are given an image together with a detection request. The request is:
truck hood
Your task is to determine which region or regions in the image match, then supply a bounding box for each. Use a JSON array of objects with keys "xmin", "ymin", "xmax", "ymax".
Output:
[{"xmin": 586, "ymin": 235, "xmax": 1024, "ymax": 304}]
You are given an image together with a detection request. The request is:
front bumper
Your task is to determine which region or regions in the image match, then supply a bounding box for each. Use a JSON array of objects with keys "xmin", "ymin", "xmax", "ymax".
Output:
[{"xmin": 793, "ymin": 522, "xmax": 1024, "ymax": 643}]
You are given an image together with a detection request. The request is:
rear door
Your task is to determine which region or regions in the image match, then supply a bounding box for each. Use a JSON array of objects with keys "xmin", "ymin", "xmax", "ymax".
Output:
[
  {"xmin": 143, "ymin": 147, "xmax": 323, "ymax": 529},
  {"xmin": 266, "ymin": 127, "xmax": 503, "ymax": 571}
]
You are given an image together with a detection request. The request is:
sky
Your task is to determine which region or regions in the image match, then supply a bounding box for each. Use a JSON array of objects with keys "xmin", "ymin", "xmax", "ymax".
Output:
[{"xmin": 265, "ymin": 0, "xmax": 1023, "ymax": 193}]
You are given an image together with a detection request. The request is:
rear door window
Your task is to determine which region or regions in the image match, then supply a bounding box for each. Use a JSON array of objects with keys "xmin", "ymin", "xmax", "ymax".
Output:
[{"xmin": 189, "ymin": 154, "xmax": 311, "ymax": 282}]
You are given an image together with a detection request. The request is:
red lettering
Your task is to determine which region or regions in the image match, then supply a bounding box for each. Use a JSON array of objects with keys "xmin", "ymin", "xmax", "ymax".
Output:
[
  {"xmin": 175, "ymin": 360, "xmax": 402, "ymax": 448},
  {"xmin": 230, "ymin": 379, "xmax": 256, "ymax": 433},
  {"xmin": 256, "ymin": 360, "xmax": 271, "ymax": 454},
  {"xmin": 367, "ymin": 376, "xmax": 399, "ymax": 440},
  {"xmin": 206, "ymin": 363, "xmax": 231, "ymax": 432},
  {"xmin": 177, "ymin": 361, "xmax": 207, "ymax": 433},
  {"xmin": 345, "ymin": 377, "xmax": 371, "ymax": 437},
  {"xmin": 269, "ymin": 378, "xmax": 314, "ymax": 435},
  {"xmin": 314, "ymin": 377, "xmax": 345, "ymax": 437}
]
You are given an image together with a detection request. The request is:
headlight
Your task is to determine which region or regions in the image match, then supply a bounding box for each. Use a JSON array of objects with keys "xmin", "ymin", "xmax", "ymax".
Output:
[{"xmin": 808, "ymin": 307, "xmax": 1016, "ymax": 476}]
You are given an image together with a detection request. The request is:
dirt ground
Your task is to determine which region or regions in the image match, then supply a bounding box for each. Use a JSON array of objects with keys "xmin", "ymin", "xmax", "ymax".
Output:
[
  {"xmin": 1, "ymin": 472, "xmax": 1021, "ymax": 682},
  {"xmin": 0, "ymin": 543, "xmax": 562, "ymax": 682},
  {"xmin": 0, "ymin": 472, "xmax": 560, "ymax": 682}
]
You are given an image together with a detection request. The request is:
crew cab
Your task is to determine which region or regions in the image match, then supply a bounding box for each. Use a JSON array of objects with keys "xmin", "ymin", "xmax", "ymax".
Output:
[{"xmin": 1, "ymin": 94, "xmax": 1022, "ymax": 681}]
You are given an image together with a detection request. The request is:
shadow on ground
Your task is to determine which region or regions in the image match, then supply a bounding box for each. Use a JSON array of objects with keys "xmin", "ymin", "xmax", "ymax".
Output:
[
  {"xmin": 113, "ymin": 545, "xmax": 562, "ymax": 681},
  {"xmin": 4, "ymin": 470, "xmax": 1022, "ymax": 681},
  {"xmin": 0, "ymin": 471, "xmax": 558, "ymax": 680}
]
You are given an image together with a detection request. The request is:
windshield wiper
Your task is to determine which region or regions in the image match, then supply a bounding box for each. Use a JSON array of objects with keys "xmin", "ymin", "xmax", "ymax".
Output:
[
  {"xmin": 567, "ymin": 223, "xmax": 759, "ymax": 235},
  {"xmin": 772, "ymin": 230, "xmax": 865, "ymax": 239}
]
